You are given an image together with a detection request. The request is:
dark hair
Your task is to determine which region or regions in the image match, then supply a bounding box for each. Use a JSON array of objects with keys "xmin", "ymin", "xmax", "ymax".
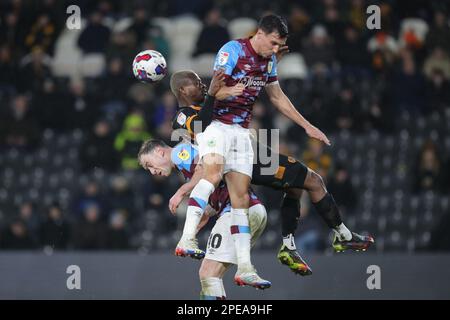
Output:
[
  {"xmin": 258, "ymin": 14, "xmax": 288, "ymax": 38},
  {"xmin": 137, "ymin": 139, "xmax": 168, "ymax": 160}
]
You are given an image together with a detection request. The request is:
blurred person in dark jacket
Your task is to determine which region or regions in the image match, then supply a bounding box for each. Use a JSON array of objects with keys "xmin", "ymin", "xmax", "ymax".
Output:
[
  {"xmin": 412, "ymin": 140, "xmax": 448, "ymax": 193},
  {"xmin": 40, "ymin": 203, "xmax": 70, "ymax": 250},
  {"xmin": 72, "ymin": 181, "xmax": 107, "ymax": 219},
  {"xmin": 18, "ymin": 201, "xmax": 41, "ymax": 244},
  {"xmin": 106, "ymin": 209, "xmax": 131, "ymax": 250},
  {"xmin": 108, "ymin": 175, "xmax": 135, "ymax": 219},
  {"xmin": 327, "ymin": 164, "xmax": 357, "ymax": 215},
  {"xmin": 193, "ymin": 8, "xmax": 230, "ymax": 57},
  {"xmin": 72, "ymin": 204, "xmax": 107, "ymax": 250},
  {"xmin": 0, "ymin": 94, "xmax": 40, "ymax": 149},
  {"xmin": 80, "ymin": 120, "xmax": 118, "ymax": 172},
  {"xmin": 77, "ymin": 11, "xmax": 111, "ymax": 54},
  {"xmin": 0, "ymin": 218, "xmax": 36, "ymax": 250}
]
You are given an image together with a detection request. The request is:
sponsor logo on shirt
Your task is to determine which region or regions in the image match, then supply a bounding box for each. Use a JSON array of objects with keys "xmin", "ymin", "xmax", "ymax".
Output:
[
  {"xmin": 218, "ymin": 51, "xmax": 229, "ymax": 66},
  {"xmin": 177, "ymin": 112, "xmax": 187, "ymax": 126},
  {"xmin": 238, "ymin": 76, "xmax": 267, "ymax": 88},
  {"xmin": 178, "ymin": 148, "xmax": 190, "ymax": 161}
]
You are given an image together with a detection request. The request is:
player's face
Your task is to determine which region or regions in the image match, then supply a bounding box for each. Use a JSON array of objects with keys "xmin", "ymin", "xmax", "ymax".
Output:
[
  {"xmin": 183, "ymin": 74, "xmax": 207, "ymax": 104},
  {"xmin": 258, "ymin": 30, "xmax": 286, "ymax": 58},
  {"xmin": 139, "ymin": 150, "xmax": 172, "ymax": 177}
]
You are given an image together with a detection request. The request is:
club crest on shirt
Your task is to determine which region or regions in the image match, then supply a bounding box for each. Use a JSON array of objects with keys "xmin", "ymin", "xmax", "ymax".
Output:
[
  {"xmin": 268, "ymin": 61, "xmax": 273, "ymax": 74},
  {"xmin": 176, "ymin": 112, "xmax": 187, "ymax": 126},
  {"xmin": 178, "ymin": 148, "xmax": 190, "ymax": 161},
  {"xmin": 218, "ymin": 51, "xmax": 229, "ymax": 66}
]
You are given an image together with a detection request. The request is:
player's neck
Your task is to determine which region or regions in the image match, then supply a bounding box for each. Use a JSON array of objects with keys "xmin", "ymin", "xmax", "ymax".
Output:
[{"xmin": 249, "ymin": 36, "xmax": 262, "ymax": 57}]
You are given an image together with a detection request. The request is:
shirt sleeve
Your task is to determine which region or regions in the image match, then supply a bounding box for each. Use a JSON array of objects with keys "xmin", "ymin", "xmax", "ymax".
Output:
[
  {"xmin": 171, "ymin": 143, "xmax": 198, "ymax": 172},
  {"xmin": 213, "ymin": 40, "xmax": 241, "ymax": 75},
  {"xmin": 172, "ymin": 108, "xmax": 198, "ymax": 134}
]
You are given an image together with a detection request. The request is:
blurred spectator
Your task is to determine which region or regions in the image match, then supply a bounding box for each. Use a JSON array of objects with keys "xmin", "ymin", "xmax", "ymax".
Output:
[
  {"xmin": 24, "ymin": 14, "xmax": 56, "ymax": 54},
  {"xmin": 0, "ymin": 44, "xmax": 18, "ymax": 94},
  {"xmin": 114, "ymin": 111, "xmax": 151, "ymax": 170},
  {"xmin": 80, "ymin": 120, "xmax": 118, "ymax": 172},
  {"xmin": 336, "ymin": 25, "xmax": 370, "ymax": 77},
  {"xmin": 302, "ymin": 24, "xmax": 335, "ymax": 70},
  {"xmin": 425, "ymin": 11, "xmax": 450, "ymax": 53},
  {"xmin": 0, "ymin": 219, "xmax": 36, "ymax": 250},
  {"xmin": 348, "ymin": 0, "xmax": 366, "ymax": 31},
  {"xmin": 40, "ymin": 203, "xmax": 70, "ymax": 250},
  {"xmin": 143, "ymin": 174, "xmax": 179, "ymax": 233},
  {"xmin": 143, "ymin": 26, "xmax": 171, "ymax": 60},
  {"xmin": 77, "ymin": 11, "xmax": 111, "ymax": 54},
  {"xmin": 100, "ymin": 57, "xmax": 132, "ymax": 105},
  {"xmin": 108, "ymin": 176, "xmax": 135, "ymax": 218},
  {"xmin": 193, "ymin": 8, "xmax": 230, "ymax": 57},
  {"xmin": 327, "ymin": 164, "xmax": 357, "ymax": 215},
  {"xmin": 66, "ymin": 79, "xmax": 101, "ymax": 130},
  {"xmin": 412, "ymin": 141, "xmax": 448, "ymax": 193},
  {"xmin": 286, "ymin": 6, "xmax": 311, "ymax": 53},
  {"xmin": 106, "ymin": 210, "xmax": 131, "ymax": 249},
  {"xmin": 17, "ymin": 46, "xmax": 52, "ymax": 93},
  {"xmin": 73, "ymin": 181, "xmax": 107, "ymax": 219},
  {"xmin": 150, "ymin": 90, "xmax": 178, "ymax": 128},
  {"xmin": 127, "ymin": 7, "xmax": 152, "ymax": 47},
  {"xmin": 367, "ymin": 32, "xmax": 398, "ymax": 73},
  {"xmin": 393, "ymin": 50, "xmax": 426, "ymax": 114},
  {"xmin": 106, "ymin": 31, "xmax": 137, "ymax": 69},
  {"xmin": 295, "ymin": 196, "xmax": 327, "ymax": 253},
  {"xmin": 429, "ymin": 210, "xmax": 450, "ymax": 251},
  {"xmin": 0, "ymin": 94, "xmax": 41, "ymax": 149},
  {"xmin": 34, "ymin": 78, "xmax": 66, "ymax": 131},
  {"xmin": 72, "ymin": 204, "xmax": 107, "ymax": 250},
  {"xmin": 302, "ymin": 138, "xmax": 333, "ymax": 180},
  {"xmin": 330, "ymin": 86, "xmax": 361, "ymax": 132},
  {"xmin": 18, "ymin": 201, "xmax": 41, "ymax": 244},
  {"xmin": 423, "ymin": 47, "xmax": 450, "ymax": 80},
  {"xmin": 425, "ymin": 68, "xmax": 450, "ymax": 114}
]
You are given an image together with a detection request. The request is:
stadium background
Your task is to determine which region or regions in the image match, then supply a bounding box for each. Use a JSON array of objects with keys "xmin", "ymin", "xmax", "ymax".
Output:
[{"xmin": 0, "ymin": 0, "xmax": 450, "ymax": 299}]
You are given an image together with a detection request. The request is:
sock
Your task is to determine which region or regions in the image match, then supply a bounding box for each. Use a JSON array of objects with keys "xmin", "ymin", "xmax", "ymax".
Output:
[
  {"xmin": 200, "ymin": 277, "xmax": 226, "ymax": 300},
  {"xmin": 230, "ymin": 208, "xmax": 252, "ymax": 267},
  {"xmin": 182, "ymin": 179, "xmax": 215, "ymax": 240},
  {"xmin": 312, "ymin": 193, "xmax": 343, "ymax": 229},
  {"xmin": 333, "ymin": 223, "xmax": 352, "ymax": 241},
  {"xmin": 281, "ymin": 195, "xmax": 300, "ymax": 249},
  {"xmin": 283, "ymin": 233, "xmax": 296, "ymax": 250}
]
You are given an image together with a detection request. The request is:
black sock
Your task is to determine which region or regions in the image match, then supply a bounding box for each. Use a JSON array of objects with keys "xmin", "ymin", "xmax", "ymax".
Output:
[
  {"xmin": 312, "ymin": 193, "xmax": 342, "ymax": 229},
  {"xmin": 281, "ymin": 195, "xmax": 300, "ymax": 237}
]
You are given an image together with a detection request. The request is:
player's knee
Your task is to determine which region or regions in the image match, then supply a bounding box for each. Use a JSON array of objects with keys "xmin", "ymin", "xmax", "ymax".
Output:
[
  {"xmin": 230, "ymin": 192, "xmax": 250, "ymax": 208},
  {"xmin": 199, "ymin": 261, "xmax": 220, "ymax": 280},
  {"xmin": 305, "ymin": 170, "xmax": 325, "ymax": 191}
]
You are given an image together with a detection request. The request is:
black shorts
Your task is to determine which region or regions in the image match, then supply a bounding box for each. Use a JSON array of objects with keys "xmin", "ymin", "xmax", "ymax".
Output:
[{"xmin": 251, "ymin": 142, "xmax": 308, "ymax": 190}]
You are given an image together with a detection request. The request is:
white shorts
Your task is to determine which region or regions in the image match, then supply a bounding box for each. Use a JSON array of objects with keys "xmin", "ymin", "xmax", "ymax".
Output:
[
  {"xmin": 196, "ymin": 120, "xmax": 254, "ymax": 178},
  {"xmin": 205, "ymin": 204, "xmax": 267, "ymax": 265}
]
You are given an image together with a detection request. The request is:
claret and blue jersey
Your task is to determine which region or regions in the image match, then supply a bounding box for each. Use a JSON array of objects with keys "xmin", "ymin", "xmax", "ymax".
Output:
[
  {"xmin": 170, "ymin": 143, "xmax": 261, "ymax": 216},
  {"xmin": 213, "ymin": 38, "xmax": 278, "ymax": 128}
]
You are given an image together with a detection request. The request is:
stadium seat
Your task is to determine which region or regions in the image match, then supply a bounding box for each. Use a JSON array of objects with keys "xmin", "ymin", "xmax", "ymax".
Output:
[
  {"xmin": 167, "ymin": 15, "xmax": 202, "ymax": 57},
  {"xmin": 277, "ymin": 53, "xmax": 308, "ymax": 79},
  {"xmin": 192, "ymin": 53, "xmax": 215, "ymax": 77},
  {"xmin": 79, "ymin": 54, "xmax": 106, "ymax": 78},
  {"xmin": 228, "ymin": 17, "xmax": 257, "ymax": 39}
]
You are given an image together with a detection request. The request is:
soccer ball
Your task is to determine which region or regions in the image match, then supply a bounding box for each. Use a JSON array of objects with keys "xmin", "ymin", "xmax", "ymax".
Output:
[{"xmin": 132, "ymin": 50, "xmax": 167, "ymax": 83}]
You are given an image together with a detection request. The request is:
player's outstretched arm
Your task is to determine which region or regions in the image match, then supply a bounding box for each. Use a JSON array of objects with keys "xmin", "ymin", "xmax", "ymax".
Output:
[
  {"xmin": 265, "ymin": 82, "xmax": 331, "ymax": 146},
  {"xmin": 168, "ymin": 164, "xmax": 204, "ymax": 214}
]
